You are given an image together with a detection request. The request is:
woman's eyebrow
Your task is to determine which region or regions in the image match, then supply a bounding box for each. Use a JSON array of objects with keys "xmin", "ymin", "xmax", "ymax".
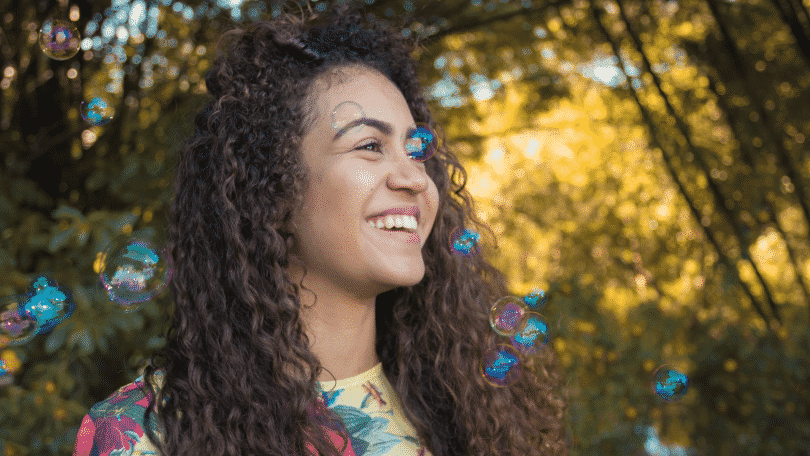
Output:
[{"xmin": 332, "ymin": 117, "xmax": 393, "ymax": 142}]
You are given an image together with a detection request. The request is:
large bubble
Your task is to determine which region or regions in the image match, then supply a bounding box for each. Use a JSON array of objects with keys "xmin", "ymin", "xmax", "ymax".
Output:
[
  {"xmin": 98, "ymin": 233, "xmax": 173, "ymax": 311},
  {"xmin": 479, "ymin": 344, "xmax": 522, "ymax": 387},
  {"xmin": 38, "ymin": 19, "xmax": 80, "ymax": 60},
  {"xmin": 21, "ymin": 275, "xmax": 75, "ymax": 335},
  {"xmin": 509, "ymin": 311, "xmax": 549, "ymax": 355},
  {"xmin": 489, "ymin": 296, "xmax": 526, "ymax": 337}
]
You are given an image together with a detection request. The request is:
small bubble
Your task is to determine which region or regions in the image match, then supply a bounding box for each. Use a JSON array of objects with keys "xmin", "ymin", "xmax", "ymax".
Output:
[
  {"xmin": 81, "ymin": 96, "xmax": 114, "ymax": 126},
  {"xmin": 403, "ymin": 123, "xmax": 437, "ymax": 162},
  {"xmin": 523, "ymin": 288, "xmax": 546, "ymax": 310},
  {"xmin": 449, "ymin": 227, "xmax": 481, "ymax": 256},
  {"xmin": 98, "ymin": 231, "xmax": 173, "ymax": 311},
  {"xmin": 0, "ymin": 295, "xmax": 40, "ymax": 346},
  {"xmin": 489, "ymin": 296, "xmax": 526, "ymax": 336},
  {"xmin": 651, "ymin": 364, "xmax": 689, "ymax": 401},
  {"xmin": 510, "ymin": 311, "xmax": 549, "ymax": 355},
  {"xmin": 39, "ymin": 19, "xmax": 81, "ymax": 60},
  {"xmin": 479, "ymin": 344, "xmax": 521, "ymax": 387},
  {"xmin": 331, "ymin": 101, "xmax": 365, "ymax": 135}
]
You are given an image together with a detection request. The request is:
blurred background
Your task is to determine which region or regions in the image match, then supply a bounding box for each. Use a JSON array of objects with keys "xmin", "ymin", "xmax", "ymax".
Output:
[{"xmin": 1, "ymin": 0, "xmax": 809, "ymax": 454}]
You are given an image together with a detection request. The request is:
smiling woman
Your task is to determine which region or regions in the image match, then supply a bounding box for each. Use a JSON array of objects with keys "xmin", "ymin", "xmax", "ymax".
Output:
[{"xmin": 72, "ymin": 1, "xmax": 567, "ymax": 456}]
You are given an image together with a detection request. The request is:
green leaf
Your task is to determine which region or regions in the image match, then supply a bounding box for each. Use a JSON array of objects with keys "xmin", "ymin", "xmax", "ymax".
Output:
[
  {"xmin": 48, "ymin": 226, "xmax": 77, "ymax": 253},
  {"xmin": 51, "ymin": 205, "xmax": 84, "ymax": 222},
  {"xmin": 44, "ymin": 323, "xmax": 70, "ymax": 354}
]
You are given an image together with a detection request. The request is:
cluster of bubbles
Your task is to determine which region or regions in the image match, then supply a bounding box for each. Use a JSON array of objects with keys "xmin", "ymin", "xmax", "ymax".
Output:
[
  {"xmin": 480, "ymin": 291, "xmax": 549, "ymax": 387},
  {"xmin": 38, "ymin": 19, "xmax": 115, "ymax": 126},
  {"xmin": 0, "ymin": 232, "xmax": 172, "ymax": 383},
  {"xmin": 448, "ymin": 225, "xmax": 690, "ymax": 401},
  {"xmin": 330, "ymin": 101, "xmax": 438, "ymax": 163}
]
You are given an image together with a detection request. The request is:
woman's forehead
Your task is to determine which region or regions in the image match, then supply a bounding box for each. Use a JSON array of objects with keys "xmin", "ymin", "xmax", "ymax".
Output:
[{"xmin": 314, "ymin": 66, "xmax": 393, "ymax": 112}]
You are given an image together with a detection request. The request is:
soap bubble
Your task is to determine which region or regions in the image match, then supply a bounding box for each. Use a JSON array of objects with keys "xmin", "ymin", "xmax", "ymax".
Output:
[
  {"xmin": 81, "ymin": 96, "xmax": 114, "ymax": 126},
  {"xmin": 449, "ymin": 227, "xmax": 481, "ymax": 256},
  {"xmin": 523, "ymin": 288, "xmax": 547, "ymax": 310},
  {"xmin": 403, "ymin": 123, "xmax": 437, "ymax": 162},
  {"xmin": 38, "ymin": 19, "xmax": 80, "ymax": 60},
  {"xmin": 331, "ymin": 101, "xmax": 365, "ymax": 135},
  {"xmin": 489, "ymin": 296, "xmax": 526, "ymax": 336},
  {"xmin": 98, "ymin": 233, "xmax": 173, "ymax": 311},
  {"xmin": 0, "ymin": 295, "xmax": 39, "ymax": 346},
  {"xmin": 21, "ymin": 275, "xmax": 75, "ymax": 335},
  {"xmin": 510, "ymin": 311, "xmax": 549, "ymax": 355},
  {"xmin": 479, "ymin": 344, "xmax": 521, "ymax": 387},
  {"xmin": 651, "ymin": 364, "xmax": 689, "ymax": 402}
]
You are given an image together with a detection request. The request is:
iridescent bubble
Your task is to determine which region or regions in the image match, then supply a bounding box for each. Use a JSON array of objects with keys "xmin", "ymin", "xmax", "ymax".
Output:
[
  {"xmin": 38, "ymin": 19, "xmax": 80, "ymax": 60},
  {"xmin": 0, "ymin": 295, "xmax": 40, "ymax": 346},
  {"xmin": 523, "ymin": 288, "xmax": 547, "ymax": 311},
  {"xmin": 449, "ymin": 227, "xmax": 481, "ymax": 256},
  {"xmin": 651, "ymin": 364, "xmax": 689, "ymax": 402},
  {"xmin": 510, "ymin": 311, "xmax": 549, "ymax": 355},
  {"xmin": 479, "ymin": 344, "xmax": 521, "ymax": 387},
  {"xmin": 331, "ymin": 100, "xmax": 365, "ymax": 135},
  {"xmin": 99, "ymin": 233, "xmax": 173, "ymax": 311},
  {"xmin": 403, "ymin": 123, "xmax": 437, "ymax": 162},
  {"xmin": 21, "ymin": 275, "xmax": 75, "ymax": 335},
  {"xmin": 81, "ymin": 96, "xmax": 114, "ymax": 126},
  {"xmin": 489, "ymin": 296, "xmax": 526, "ymax": 336}
]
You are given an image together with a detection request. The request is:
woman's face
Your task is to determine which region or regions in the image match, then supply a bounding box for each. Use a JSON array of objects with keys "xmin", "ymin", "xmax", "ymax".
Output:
[{"xmin": 288, "ymin": 65, "xmax": 440, "ymax": 299}]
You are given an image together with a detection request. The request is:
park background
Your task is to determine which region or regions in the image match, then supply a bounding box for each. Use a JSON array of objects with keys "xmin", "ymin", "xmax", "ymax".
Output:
[{"xmin": 1, "ymin": 0, "xmax": 809, "ymax": 454}]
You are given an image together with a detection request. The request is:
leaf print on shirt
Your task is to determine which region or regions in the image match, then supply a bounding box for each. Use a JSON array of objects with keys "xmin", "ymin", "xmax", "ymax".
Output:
[
  {"xmin": 360, "ymin": 382, "xmax": 387, "ymax": 408},
  {"xmin": 330, "ymin": 404, "xmax": 400, "ymax": 455}
]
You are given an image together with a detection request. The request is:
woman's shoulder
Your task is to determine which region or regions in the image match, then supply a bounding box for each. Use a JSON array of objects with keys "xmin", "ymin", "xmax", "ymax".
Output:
[
  {"xmin": 90, "ymin": 368, "xmax": 165, "ymax": 416},
  {"xmin": 73, "ymin": 369, "xmax": 167, "ymax": 456}
]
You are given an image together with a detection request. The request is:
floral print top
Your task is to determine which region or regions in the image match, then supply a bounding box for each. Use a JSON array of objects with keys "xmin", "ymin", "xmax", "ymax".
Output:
[{"xmin": 73, "ymin": 362, "xmax": 431, "ymax": 455}]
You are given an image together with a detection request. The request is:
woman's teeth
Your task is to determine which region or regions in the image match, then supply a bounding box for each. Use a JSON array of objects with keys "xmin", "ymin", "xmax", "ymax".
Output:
[{"xmin": 367, "ymin": 214, "xmax": 418, "ymax": 232}]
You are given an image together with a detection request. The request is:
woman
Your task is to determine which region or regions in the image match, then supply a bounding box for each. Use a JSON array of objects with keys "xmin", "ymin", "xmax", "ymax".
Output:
[{"xmin": 73, "ymin": 1, "xmax": 567, "ymax": 455}]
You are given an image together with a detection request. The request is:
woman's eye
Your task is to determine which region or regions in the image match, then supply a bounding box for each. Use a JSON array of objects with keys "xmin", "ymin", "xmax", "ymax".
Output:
[{"xmin": 356, "ymin": 141, "xmax": 383, "ymax": 153}]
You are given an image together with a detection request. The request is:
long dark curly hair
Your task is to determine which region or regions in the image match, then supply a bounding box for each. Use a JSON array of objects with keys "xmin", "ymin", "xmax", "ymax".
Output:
[{"xmin": 138, "ymin": 1, "xmax": 568, "ymax": 455}]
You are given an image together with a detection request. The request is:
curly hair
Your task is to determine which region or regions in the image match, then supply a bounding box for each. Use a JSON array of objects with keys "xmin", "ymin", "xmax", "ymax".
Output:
[{"xmin": 138, "ymin": 1, "xmax": 568, "ymax": 455}]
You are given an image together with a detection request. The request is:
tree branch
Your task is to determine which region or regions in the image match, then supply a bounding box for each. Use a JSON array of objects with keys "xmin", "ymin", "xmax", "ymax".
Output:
[
  {"xmin": 589, "ymin": 0, "xmax": 776, "ymax": 330},
  {"xmin": 616, "ymin": 0, "xmax": 782, "ymax": 323}
]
